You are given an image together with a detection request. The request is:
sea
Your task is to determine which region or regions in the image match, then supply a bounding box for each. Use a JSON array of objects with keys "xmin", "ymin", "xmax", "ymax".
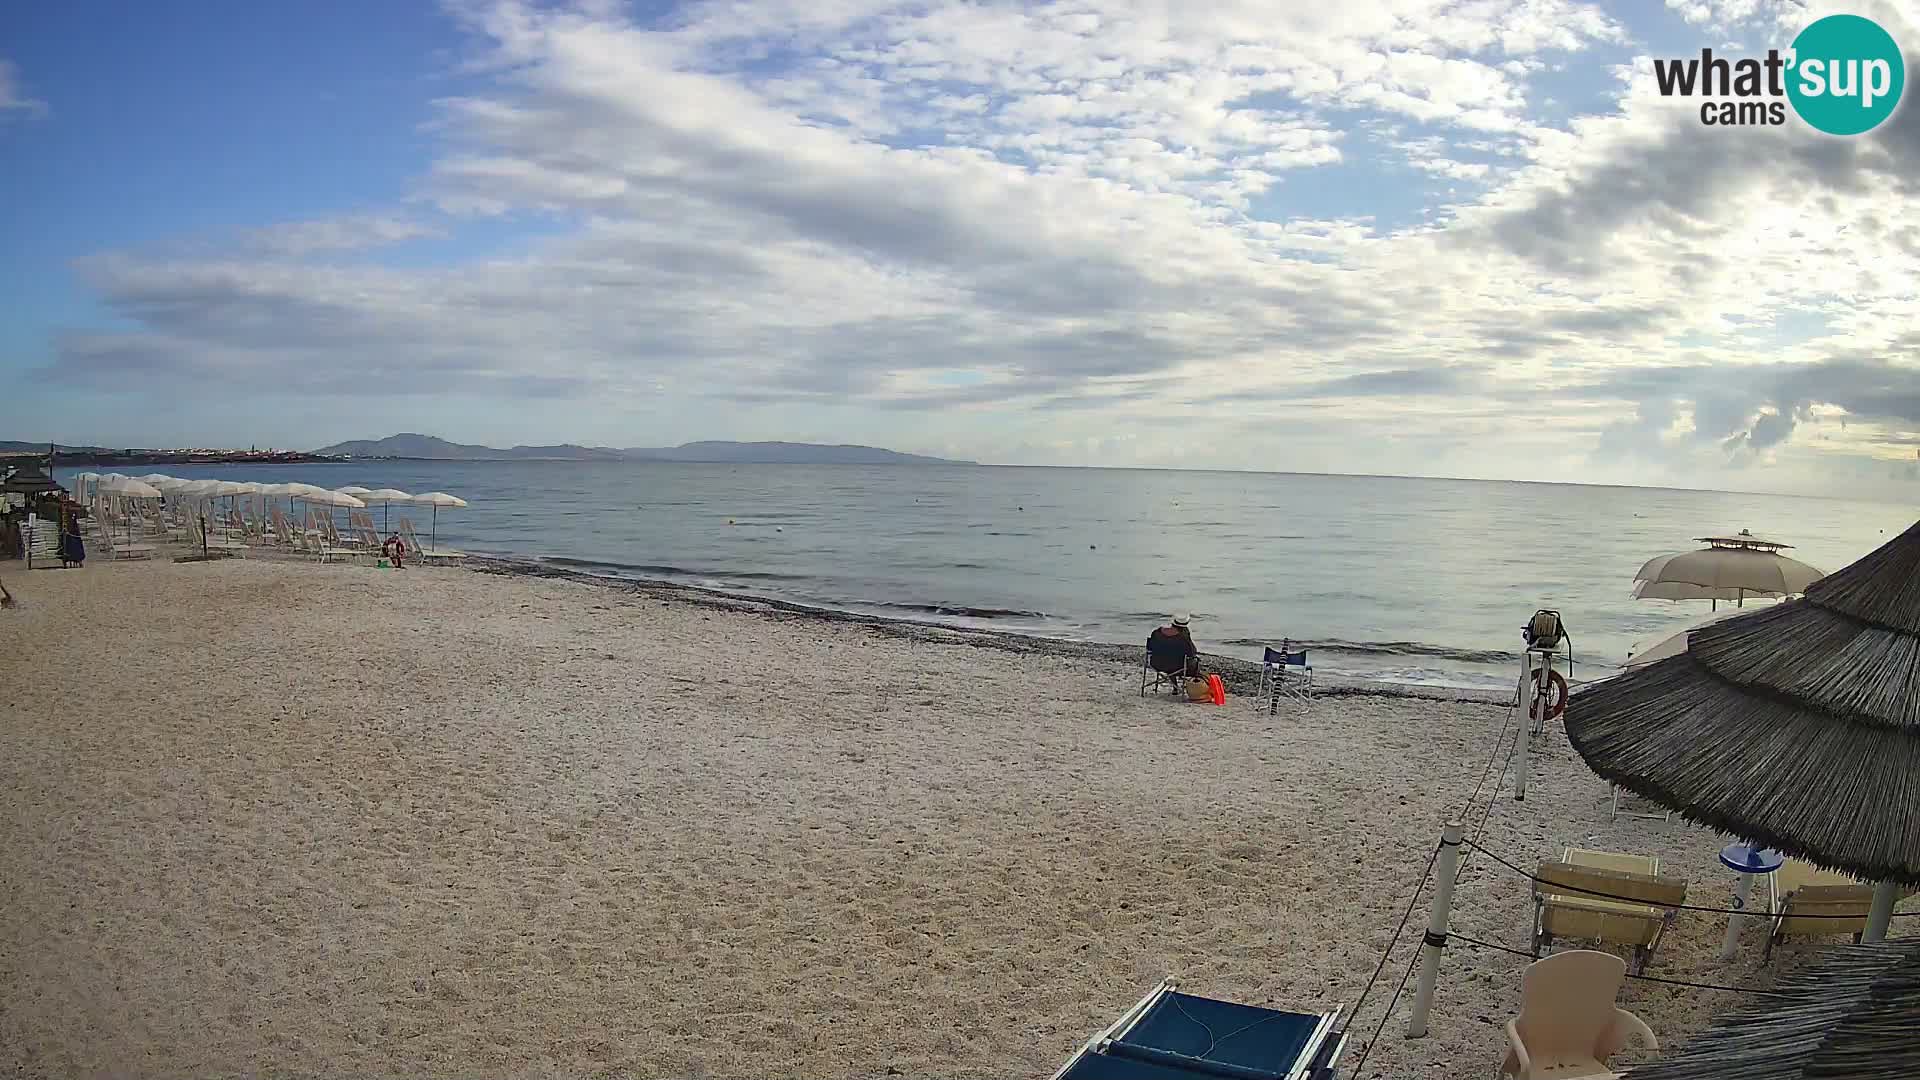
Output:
[{"xmin": 57, "ymin": 462, "xmax": 1913, "ymax": 692}]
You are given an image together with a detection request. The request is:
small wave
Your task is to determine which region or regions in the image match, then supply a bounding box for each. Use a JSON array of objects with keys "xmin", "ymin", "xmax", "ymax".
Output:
[
  {"xmin": 864, "ymin": 600, "xmax": 1049, "ymax": 620},
  {"xmin": 539, "ymin": 556, "xmax": 803, "ymax": 582},
  {"xmin": 1217, "ymin": 637, "xmax": 1515, "ymax": 666}
]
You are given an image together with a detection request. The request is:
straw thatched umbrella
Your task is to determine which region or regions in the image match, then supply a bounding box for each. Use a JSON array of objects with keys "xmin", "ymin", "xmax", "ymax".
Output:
[
  {"xmin": 1568, "ymin": 519, "xmax": 1920, "ymax": 937},
  {"xmin": 1623, "ymin": 940, "xmax": 1920, "ymax": 1080}
]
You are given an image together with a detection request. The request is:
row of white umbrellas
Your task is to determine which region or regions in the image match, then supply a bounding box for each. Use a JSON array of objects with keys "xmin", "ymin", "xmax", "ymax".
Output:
[{"xmin": 72, "ymin": 472, "xmax": 468, "ymax": 544}]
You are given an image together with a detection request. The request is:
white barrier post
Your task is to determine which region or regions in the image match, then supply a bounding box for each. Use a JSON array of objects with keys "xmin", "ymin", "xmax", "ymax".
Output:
[
  {"xmin": 1407, "ymin": 821, "xmax": 1464, "ymax": 1038},
  {"xmin": 1514, "ymin": 655, "xmax": 1531, "ymax": 801},
  {"xmin": 1865, "ymin": 881, "xmax": 1898, "ymax": 942}
]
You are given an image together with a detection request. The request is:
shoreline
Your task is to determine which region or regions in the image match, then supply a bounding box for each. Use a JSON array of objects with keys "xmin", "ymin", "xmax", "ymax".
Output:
[{"xmin": 469, "ymin": 555, "xmax": 1513, "ymax": 706}]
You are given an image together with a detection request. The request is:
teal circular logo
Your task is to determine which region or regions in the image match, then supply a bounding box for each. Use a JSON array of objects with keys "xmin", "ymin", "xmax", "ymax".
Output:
[{"xmin": 1787, "ymin": 15, "xmax": 1905, "ymax": 135}]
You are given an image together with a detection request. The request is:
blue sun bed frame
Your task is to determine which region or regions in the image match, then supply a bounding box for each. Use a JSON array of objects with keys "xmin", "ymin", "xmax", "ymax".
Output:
[{"xmin": 1051, "ymin": 979, "xmax": 1348, "ymax": 1080}]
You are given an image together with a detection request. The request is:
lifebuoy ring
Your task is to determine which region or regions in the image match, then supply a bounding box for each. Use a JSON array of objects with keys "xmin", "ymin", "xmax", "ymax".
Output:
[{"xmin": 1529, "ymin": 668, "xmax": 1568, "ymax": 720}]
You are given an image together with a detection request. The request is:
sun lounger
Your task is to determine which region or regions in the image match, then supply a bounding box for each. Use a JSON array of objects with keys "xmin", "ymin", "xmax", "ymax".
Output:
[
  {"xmin": 1499, "ymin": 950, "xmax": 1655, "ymax": 1080},
  {"xmin": 1764, "ymin": 859, "xmax": 1875, "ymax": 959},
  {"xmin": 1532, "ymin": 848, "xmax": 1687, "ymax": 974},
  {"xmin": 400, "ymin": 519, "xmax": 467, "ymax": 564},
  {"xmin": 1050, "ymin": 978, "xmax": 1346, "ymax": 1080}
]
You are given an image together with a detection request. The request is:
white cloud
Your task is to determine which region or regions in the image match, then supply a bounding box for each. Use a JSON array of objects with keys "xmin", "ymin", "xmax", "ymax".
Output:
[
  {"xmin": 0, "ymin": 59, "xmax": 46, "ymax": 115},
  {"xmin": 244, "ymin": 214, "xmax": 441, "ymax": 255},
  {"xmin": 31, "ymin": 0, "xmax": 1920, "ymax": 496}
]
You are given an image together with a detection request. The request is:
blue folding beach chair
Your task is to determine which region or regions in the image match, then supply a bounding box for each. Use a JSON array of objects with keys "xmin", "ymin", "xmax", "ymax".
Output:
[
  {"xmin": 1051, "ymin": 979, "xmax": 1347, "ymax": 1080},
  {"xmin": 1256, "ymin": 644, "xmax": 1313, "ymax": 714}
]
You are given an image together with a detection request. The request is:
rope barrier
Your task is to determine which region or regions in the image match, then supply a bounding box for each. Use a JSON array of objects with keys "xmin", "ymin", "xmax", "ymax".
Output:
[
  {"xmin": 1448, "ymin": 933, "xmax": 1798, "ymax": 998},
  {"xmin": 1623, "ymin": 972, "xmax": 1796, "ymax": 998},
  {"xmin": 1347, "ymin": 839, "xmax": 1442, "ymax": 1024},
  {"xmin": 1456, "ymin": 700, "xmax": 1518, "ymax": 824},
  {"xmin": 1448, "ymin": 931, "xmax": 1538, "ymax": 959},
  {"xmin": 1349, "ymin": 949, "xmax": 1421, "ymax": 1078},
  {"xmin": 1465, "ymin": 839, "xmax": 1917, "ymax": 920}
]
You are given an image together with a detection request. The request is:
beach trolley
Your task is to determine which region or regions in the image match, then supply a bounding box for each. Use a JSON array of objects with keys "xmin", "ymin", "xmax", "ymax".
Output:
[{"xmin": 1050, "ymin": 979, "xmax": 1348, "ymax": 1080}]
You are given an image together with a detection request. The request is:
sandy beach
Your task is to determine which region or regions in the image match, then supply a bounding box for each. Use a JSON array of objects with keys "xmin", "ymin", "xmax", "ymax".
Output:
[{"xmin": 1, "ymin": 556, "xmax": 1909, "ymax": 1079}]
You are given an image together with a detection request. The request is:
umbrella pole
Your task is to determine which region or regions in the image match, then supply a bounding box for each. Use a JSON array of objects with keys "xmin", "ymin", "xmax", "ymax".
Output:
[
  {"xmin": 1865, "ymin": 881, "xmax": 1897, "ymax": 942},
  {"xmin": 431, "ymin": 504, "xmax": 438, "ymax": 551}
]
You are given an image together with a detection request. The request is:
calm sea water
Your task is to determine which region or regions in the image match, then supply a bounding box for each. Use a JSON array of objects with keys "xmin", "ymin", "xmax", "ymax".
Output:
[{"xmin": 60, "ymin": 462, "xmax": 1912, "ymax": 690}]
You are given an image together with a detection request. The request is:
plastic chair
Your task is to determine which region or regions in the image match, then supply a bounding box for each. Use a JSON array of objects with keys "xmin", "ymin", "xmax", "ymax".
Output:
[{"xmin": 1498, "ymin": 950, "xmax": 1655, "ymax": 1080}]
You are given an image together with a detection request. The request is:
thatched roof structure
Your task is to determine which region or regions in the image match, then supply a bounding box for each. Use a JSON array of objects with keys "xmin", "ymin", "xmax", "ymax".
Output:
[
  {"xmin": 1624, "ymin": 940, "xmax": 1920, "ymax": 1080},
  {"xmin": 1568, "ymin": 519, "xmax": 1920, "ymax": 885},
  {"xmin": 1, "ymin": 464, "xmax": 63, "ymax": 496}
]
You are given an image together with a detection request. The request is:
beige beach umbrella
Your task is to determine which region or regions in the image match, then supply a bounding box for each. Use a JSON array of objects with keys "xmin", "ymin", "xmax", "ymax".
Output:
[
  {"xmin": 1632, "ymin": 529, "xmax": 1825, "ymax": 609},
  {"xmin": 411, "ymin": 491, "xmax": 466, "ymax": 551},
  {"xmin": 358, "ymin": 489, "xmax": 413, "ymax": 532},
  {"xmin": 105, "ymin": 478, "xmax": 162, "ymax": 499},
  {"xmin": 303, "ymin": 489, "xmax": 365, "ymax": 509},
  {"xmin": 1622, "ymin": 610, "xmax": 1740, "ymax": 668}
]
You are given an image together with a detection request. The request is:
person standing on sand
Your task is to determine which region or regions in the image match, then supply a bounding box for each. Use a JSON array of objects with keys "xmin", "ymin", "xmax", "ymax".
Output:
[
  {"xmin": 59, "ymin": 505, "xmax": 85, "ymax": 568},
  {"xmin": 1147, "ymin": 612, "xmax": 1201, "ymax": 679}
]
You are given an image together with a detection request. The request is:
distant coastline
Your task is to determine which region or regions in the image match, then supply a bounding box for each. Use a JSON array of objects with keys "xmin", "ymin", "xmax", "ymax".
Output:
[
  {"xmin": 313, "ymin": 434, "xmax": 975, "ymax": 466},
  {"xmin": 1, "ymin": 444, "xmax": 342, "ymax": 468}
]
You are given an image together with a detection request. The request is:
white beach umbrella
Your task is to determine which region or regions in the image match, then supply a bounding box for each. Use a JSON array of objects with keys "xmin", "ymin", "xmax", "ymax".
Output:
[
  {"xmin": 304, "ymin": 489, "xmax": 366, "ymax": 508},
  {"xmin": 1623, "ymin": 609, "xmax": 1742, "ymax": 668},
  {"xmin": 411, "ymin": 491, "xmax": 466, "ymax": 551},
  {"xmin": 336, "ymin": 485, "xmax": 372, "ymax": 497},
  {"xmin": 136, "ymin": 473, "xmax": 174, "ymax": 485},
  {"xmin": 358, "ymin": 488, "xmax": 414, "ymax": 532},
  {"xmin": 1632, "ymin": 530, "xmax": 1825, "ymax": 609},
  {"xmin": 111, "ymin": 479, "xmax": 163, "ymax": 499}
]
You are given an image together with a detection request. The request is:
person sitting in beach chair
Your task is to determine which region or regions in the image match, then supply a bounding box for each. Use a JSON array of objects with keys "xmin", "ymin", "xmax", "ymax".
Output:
[
  {"xmin": 382, "ymin": 531, "xmax": 407, "ymax": 569},
  {"xmin": 1142, "ymin": 613, "xmax": 1201, "ymax": 695}
]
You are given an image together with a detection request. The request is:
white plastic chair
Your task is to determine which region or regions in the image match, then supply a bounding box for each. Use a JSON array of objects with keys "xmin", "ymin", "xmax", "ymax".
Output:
[{"xmin": 1498, "ymin": 950, "xmax": 1655, "ymax": 1080}]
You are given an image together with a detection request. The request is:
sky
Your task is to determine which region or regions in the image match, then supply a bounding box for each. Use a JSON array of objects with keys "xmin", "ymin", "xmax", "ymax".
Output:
[{"xmin": 2, "ymin": 0, "xmax": 1918, "ymax": 498}]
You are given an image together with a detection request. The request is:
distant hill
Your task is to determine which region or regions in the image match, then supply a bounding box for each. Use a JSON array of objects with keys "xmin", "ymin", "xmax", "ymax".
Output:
[
  {"xmin": 1, "ymin": 440, "xmax": 117, "ymax": 455},
  {"xmin": 626, "ymin": 441, "xmax": 968, "ymax": 465},
  {"xmin": 315, "ymin": 434, "xmax": 973, "ymax": 465},
  {"xmin": 312, "ymin": 434, "xmax": 621, "ymax": 460}
]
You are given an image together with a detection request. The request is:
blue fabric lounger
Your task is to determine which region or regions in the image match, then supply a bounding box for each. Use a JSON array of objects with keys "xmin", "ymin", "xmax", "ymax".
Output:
[{"xmin": 1053, "ymin": 980, "xmax": 1348, "ymax": 1080}]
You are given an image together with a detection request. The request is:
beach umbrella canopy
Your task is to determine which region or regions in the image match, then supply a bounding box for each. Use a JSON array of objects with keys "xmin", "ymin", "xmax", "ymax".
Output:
[
  {"xmin": 1624, "ymin": 940, "xmax": 1920, "ymax": 1080},
  {"xmin": 1569, "ymin": 518, "xmax": 1920, "ymax": 886},
  {"xmin": 1632, "ymin": 530, "xmax": 1825, "ymax": 605},
  {"xmin": 411, "ymin": 491, "xmax": 465, "ymax": 551},
  {"xmin": 336, "ymin": 485, "xmax": 372, "ymax": 495},
  {"xmin": 357, "ymin": 488, "xmax": 413, "ymax": 532},
  {"xmin": 103, "ymin": 478, "xmax": 162, "ymax": 498},
  {"xmin": 302, "ymin": 489, "xmax": 365, "ymax": 508},
  {"xmin": 136, "ymin": 473, "xmax": 174, "ymax": 485},
  {"xmin": 1623, "ymin": 610, "xmax": 1741, "ymax": 668}
]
